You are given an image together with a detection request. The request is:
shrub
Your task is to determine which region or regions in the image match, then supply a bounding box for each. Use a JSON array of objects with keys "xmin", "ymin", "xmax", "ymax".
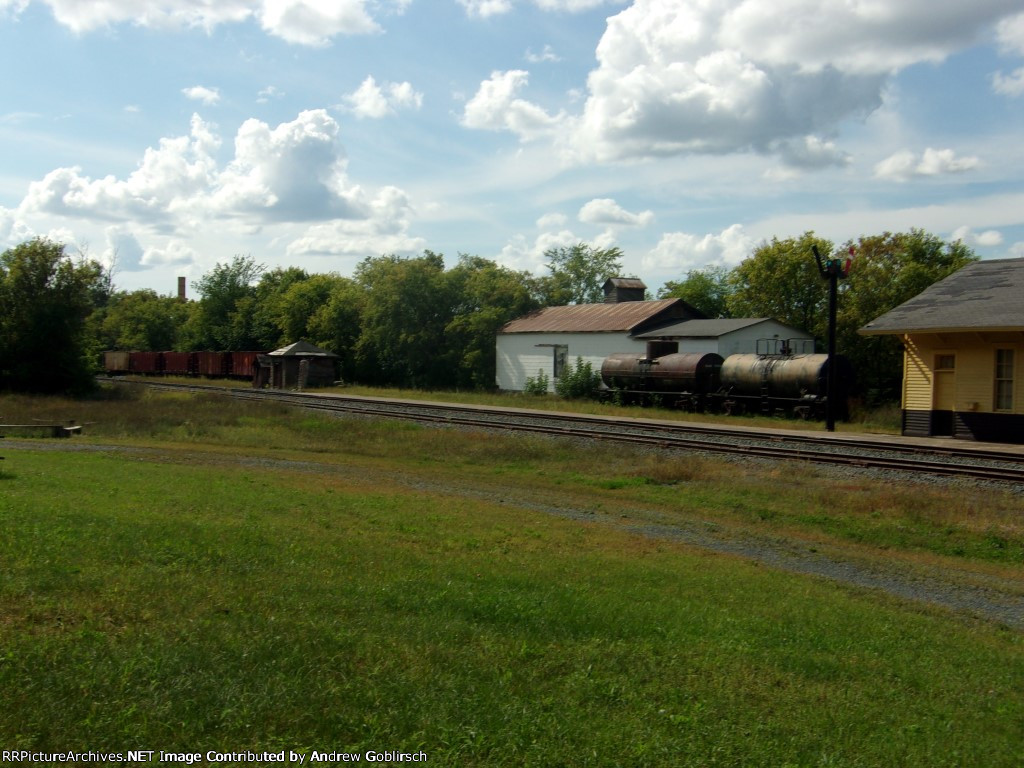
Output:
[
  {"xmin": 554, "ymin": 357, "xmax": 602, "ymax": 400},
  {"xmin": 523, "ymin": 370, "xmax": 550, "ymax": 395}
]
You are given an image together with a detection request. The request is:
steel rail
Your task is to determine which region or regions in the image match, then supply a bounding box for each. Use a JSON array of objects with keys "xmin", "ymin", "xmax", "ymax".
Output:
[
  {"xmin": 225, "ymin": 385, "xmax": 1024, "ymax": 465},
  {"xmin": 100, "ymin": 378, "xmax": 1024, "ymax": 485},
  {"xmin": 248, "ymin": 395, "xmax": 1024, "ymax": 484}
]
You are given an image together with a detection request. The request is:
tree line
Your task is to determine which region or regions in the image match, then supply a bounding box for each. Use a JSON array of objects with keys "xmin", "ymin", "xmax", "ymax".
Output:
[
  {"xmin": 659, "ymin": 230, "xmax": 977, "ymax": 403},
  {"xmin": 0, "ymin": 231, "xmax": 977, "ymax": 401},
  {"xmin": 0, "ymin": 240, "xmax": 623, "ymax": 394}
]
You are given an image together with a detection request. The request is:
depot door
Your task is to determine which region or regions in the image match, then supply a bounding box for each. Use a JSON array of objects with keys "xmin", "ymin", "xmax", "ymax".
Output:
[{"xmin": 932, "ymin": 354, "xmax": 956, "ymax": 436}]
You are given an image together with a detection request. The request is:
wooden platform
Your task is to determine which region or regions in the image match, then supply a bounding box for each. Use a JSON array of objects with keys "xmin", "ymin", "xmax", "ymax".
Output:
[{"xmin": 0, "ymin": 424, "xmax": 81, "ymax": 438}]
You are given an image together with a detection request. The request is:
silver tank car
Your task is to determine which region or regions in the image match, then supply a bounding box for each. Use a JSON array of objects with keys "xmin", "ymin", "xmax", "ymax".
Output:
[
  {"xmin": 719, "ymin": 353, "xmax": 850, "ymax": 400},
  {"xmin": 601, "ymin": 352, "xmax": 724, "ymax": 393}
]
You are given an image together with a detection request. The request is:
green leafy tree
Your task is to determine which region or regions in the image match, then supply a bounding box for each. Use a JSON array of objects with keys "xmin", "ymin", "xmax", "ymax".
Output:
[
  {"xmin": 307, "ymin": 277, "xmax": 364, "ymax": 382},
  {"xmin": 273, "ymin": 273, "xmax": 347, "ymax": 345},
  {"xmin": 541, "ymin": 243, "xmax": 624, "ymax": 305},
  {"xmin": 0, "ymin": 238, "xmax": 107, "ymax": 393},
  {"xmin": 723, "ymin": 228, "xmax": 978, "ymax": 404},
  {"xmin": 658, "ymin": 266, "xmax": 733, "ymax": 318},
  {"xmin": 353, "ymin": 252, "xmax": 455, "ymax": 388},
  {"xmin": 98, "ymin": 289, "xmax": 192, "ymax": 351},
  {"xmin": 249, "ymin": 266, "xmax": 311, "ymax": 349},
  {"xmin": 839, "ymin": 230, "xmax": 977, "ymax": 402},
  {"xmin": 184, "ymin": 255, "xmax": 266, "ymax": 349},
  {"xmin": 443, "ymin": 255, "xmax": 541, "ymax": 389},
  {"xmin": 727, "ymin": 232, "xmax": 832, "ymax": 335}
]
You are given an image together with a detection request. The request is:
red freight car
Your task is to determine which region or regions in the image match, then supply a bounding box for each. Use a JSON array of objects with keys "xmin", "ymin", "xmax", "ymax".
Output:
[
  {"xmin": 230, "ymin": 351, "xmax": 263, "ymax": 379},
  {"xmin": 130, "ymin": 351, "xmax": 161, "ymax": 374},
  {"xmin": 161, "ymin": 351, "xmax": 193, "ymax": 376},
  {"xmin": 194, "ymin": 351, "xmax": 228, "ymax": 377}
]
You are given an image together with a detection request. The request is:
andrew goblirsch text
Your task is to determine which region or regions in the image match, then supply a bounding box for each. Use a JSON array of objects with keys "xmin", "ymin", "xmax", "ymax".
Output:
[{"xmin": 1, "ymin": 750, "xmax": 427, "ymax": 764}]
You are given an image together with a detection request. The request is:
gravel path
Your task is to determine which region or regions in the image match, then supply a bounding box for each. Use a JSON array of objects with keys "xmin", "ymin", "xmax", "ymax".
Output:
[{"xmin": 5, "ymin": 438, "xmax": 1022, "ymax": 631}]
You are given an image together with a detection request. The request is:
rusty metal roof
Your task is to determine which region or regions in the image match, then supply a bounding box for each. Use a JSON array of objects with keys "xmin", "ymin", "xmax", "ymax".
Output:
[
  {"xmin": 636, "ymin": 318, "xmax": 792, "ymax": 338},
  {"xmin": 499, "ymin": 299, "xmax": 691, "ymax": 334},
  {"xmin": 860, "ymin": 258, "xmax": 1024, "ymax": 335}
]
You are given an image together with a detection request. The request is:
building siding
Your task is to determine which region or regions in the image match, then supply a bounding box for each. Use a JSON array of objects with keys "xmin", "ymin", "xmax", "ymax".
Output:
[
  {"xmin": 902, "ymin": 335, "xmax": 933, "ymax": 412},
  {"xmin": 639, "ymin": 319, "xmax": 812, "ymax": 358},
  {"xmin": 714, "ymin": 323, "xmax": 812, "ymax": 357},
  {"xmin": 496, "ymin": 332, "xmax": 646, "ymax": 392},
  {"xmin": 898, "ymin": 331, "xmax": 1024, "ymax": 441}
]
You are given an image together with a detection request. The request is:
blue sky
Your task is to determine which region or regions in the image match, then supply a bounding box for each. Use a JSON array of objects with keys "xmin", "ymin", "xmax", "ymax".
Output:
[{"xmin": 2, "ymin": 0, "xmax": 1023, "ymax": 297}]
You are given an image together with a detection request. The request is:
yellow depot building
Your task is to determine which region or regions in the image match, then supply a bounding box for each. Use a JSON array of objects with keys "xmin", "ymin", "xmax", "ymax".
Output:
[{"xmin": 860, "ymin": 258, "xmax": 1024, "ymax": 444}]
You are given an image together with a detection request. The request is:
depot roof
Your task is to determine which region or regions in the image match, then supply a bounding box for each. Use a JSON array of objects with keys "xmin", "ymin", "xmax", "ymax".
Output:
[{"xmin": 860, "ymin": 258, "xmax": 1024, "ymax": 335}]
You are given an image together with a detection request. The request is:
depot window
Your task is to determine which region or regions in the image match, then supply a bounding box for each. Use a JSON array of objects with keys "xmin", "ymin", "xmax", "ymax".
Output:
[{"xmin": 994, "ymin": 349, "xmax": 1015, "ymax": 411}]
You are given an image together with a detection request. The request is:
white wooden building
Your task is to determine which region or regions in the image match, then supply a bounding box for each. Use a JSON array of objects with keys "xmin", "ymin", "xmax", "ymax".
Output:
[
  {"xmin": 495, "ymin": 280, "xmax": 702, "ymax": 392},
  {"xmin": 635, "ymin": 318, "xmax": 814, "ymax": 357}
]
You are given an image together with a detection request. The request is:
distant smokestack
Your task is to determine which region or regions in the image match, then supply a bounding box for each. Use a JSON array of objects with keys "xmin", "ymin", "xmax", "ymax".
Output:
[{"xmin": 177, "ymin": 276, "xmax": 186, "ymax": 301}]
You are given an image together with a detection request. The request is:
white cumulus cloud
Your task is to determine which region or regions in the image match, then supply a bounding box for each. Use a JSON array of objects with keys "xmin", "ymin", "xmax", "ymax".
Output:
[
  {"xmin": 996, "ymin": 12, "xmax": 1024, "ymax": 55},
  {"xmin": 525, "ymin": 44, "xmax": 561, "ymax": 64},
  {"xmin": 458, "ymin": 0, "xmax": 513, "ymax": 17},
  {"xmin": 14, "ymin": 110, "xmax": 421, "ymax": 267},
  {"xmin": 182, "ymin": 86, "xmax": 221, "ymax": 105},
  {"xmin": 557, "ymin": 0, "xmax": 1021, "ymax": 163},
  {"xmin": 498, "ymin": 228, "xmax": 580, "ymax": 272},
  {"xmin": 2, "ymin": 0, "xmax": 384, "ymax": 45},
  {"xmin": 644, "ymin": 224, "xmax": 754, "ymax": 272},
  {"xmin": 536, "ymin": 212, "xmax": 568, "ymax": 229},
  {"xmin": 344, "ymin": 76, "xmax": 423, "ymax": 118},
  {"xmin": 141, "ymin": 238, "xmax": 200, "ymax": 267},
  {"xmin": 578, "ymin": 198, "xmax": 654, "ymax": 228},
  {"xmin": 458, "ymin": 0, "xmax": 621, "ymax": 14},
  {"xmin": 212, "ymin": 110, "xmax": 373, "ymax": 221},
  {"xmin": 22, "ymin": 113, "xmax": 221, "ymax": 224},
  {"xmin": 874, "ymin": 147, "xmax": 980, "ymax": 181},
  {"xmin": 950, "ymin": 226, "xmax": 1004, "ymax": 248},
  {"xmin": 0, "ymin": 205, "xmax": 35, "ymax": 248},
  {"xmin": 533, "ymin": 0, "xmax": 621, "ymax": 11},
  {"xmin": 992, "ymin": 67, "xmax": 1024, "ymax": 96},
  {"xmin": 257, "ymin": 85, "xmax": 285, "ymax": 103},
  {"xmin": 102, "ymin": 226, "xmax": 147, "ymax": 271},
  {"xmin": 774, "ymin": 135, "xmax": 851, "ymax": 170},
  {"xmin": 285, "ymin": 185, "xmax": 425, "ymax": 258},
  {"xmin": 461, "ymin": 70, "xmax": 565, "ymax": 141},
  {"xmin": 258, "ymin": 0, "xmax": 380, "ymax": 46}
]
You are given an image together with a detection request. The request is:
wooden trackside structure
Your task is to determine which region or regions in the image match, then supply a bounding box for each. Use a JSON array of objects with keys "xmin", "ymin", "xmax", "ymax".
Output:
[
  {"xmin": 254, "ymin": 341, "xmax": 338, "ymax": 390},
  {"xmin": 860, "ymin": 258, "xmax": 1024, "ymax": 443},
  {"xmin": 0, "ymin": 424, "xmax": 81, "ymax": 438}
]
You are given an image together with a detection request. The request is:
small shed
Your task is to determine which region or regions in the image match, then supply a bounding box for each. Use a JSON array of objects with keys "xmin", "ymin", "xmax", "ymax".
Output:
[
  {"xmin": 254, "ymin": 341, "xmax": 338, "ymax": 390},
  {"xmin": 635, "ymin": 318, "xmax": 814, "ymax": 358},
  {"xmin": 602, "ymin": 277, "xmax": 647, "ymax": 303},
  {"xmin": 860, "ymin": 258, "xmax": 1024, "ymax": 442}
]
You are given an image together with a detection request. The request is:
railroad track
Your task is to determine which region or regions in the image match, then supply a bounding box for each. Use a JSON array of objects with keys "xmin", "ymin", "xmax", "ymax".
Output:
[{"xmin": 101, "ymin": 378, "xmax": 1024, "ymax": 486}]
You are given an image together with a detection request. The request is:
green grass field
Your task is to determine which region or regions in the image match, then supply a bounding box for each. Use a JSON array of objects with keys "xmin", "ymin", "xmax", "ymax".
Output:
[{"xmin": 0, "ymin": 388, "xmax": 1021, "ymax": 766}]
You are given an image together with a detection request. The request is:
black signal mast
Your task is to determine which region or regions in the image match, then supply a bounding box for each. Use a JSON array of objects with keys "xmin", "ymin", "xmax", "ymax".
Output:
[{"xmin": 812, "ymin": 244, "xmax": 851, "ymax": 432}]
